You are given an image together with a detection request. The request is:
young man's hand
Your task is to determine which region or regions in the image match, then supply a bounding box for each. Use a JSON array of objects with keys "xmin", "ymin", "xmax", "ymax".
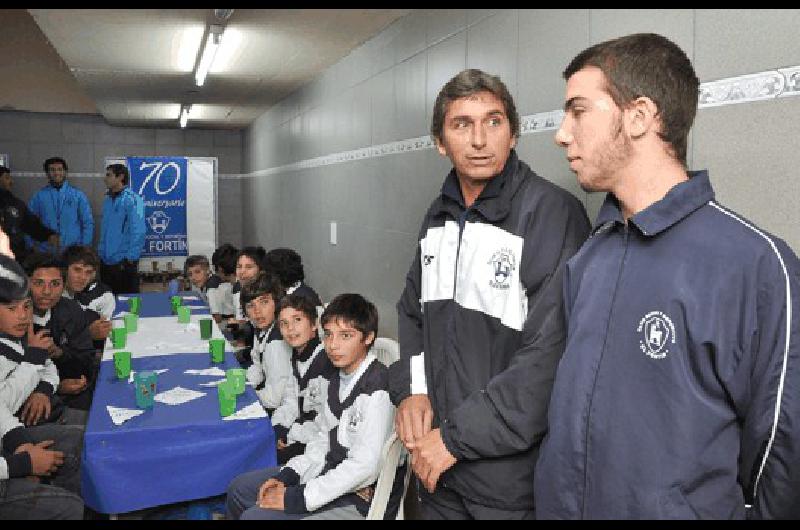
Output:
[
  {"xmin": 27, "ymin": 324, "xmax": 54, "ymax": 351},
  {"xmin": 20, "ymin": 392, "xmax": 52, "ymax": 426},
  {"xmin": 89, "ymin": 319, "xmax": 112, "ymax": 341},
  {"xmin": 258, "ymin": 479, "xmax": 286, "ymax": 510},
  {"xmin": 59, "ymin": 376, "xmax": 88, "ymax": 395},
  {"xmin": 396, "ymin": 394, "xmax": 433, "ymax": 451},
  {"xmin": 15, "ymin": 440, "xmax": 64, "ymax": 476},
  {"xmin": 47, "ymin": 344, "xmax": 63, "ymax": 359},
  {"xmin": 0, "ymin": 227, "xmax": 13, "ymax": 258},
  {"xmin": 410, "ymin": 428, "xmax": 457, "ymax": 494}
]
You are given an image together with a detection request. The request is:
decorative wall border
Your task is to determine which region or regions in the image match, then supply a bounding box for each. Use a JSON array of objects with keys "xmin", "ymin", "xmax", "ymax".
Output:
[{"xmin": 698, "ymin": 67, "xmax": 800, "ymax": 108}]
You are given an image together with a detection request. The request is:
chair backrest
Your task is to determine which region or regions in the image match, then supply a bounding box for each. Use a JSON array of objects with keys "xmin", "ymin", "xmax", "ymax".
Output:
[
  {"xmin": 371, "ymin": 337, "xmax": 399, "ymax": 367},
  {"xmin": 366, "ymin": 430, "xmax": 411, "ymax": 520}
]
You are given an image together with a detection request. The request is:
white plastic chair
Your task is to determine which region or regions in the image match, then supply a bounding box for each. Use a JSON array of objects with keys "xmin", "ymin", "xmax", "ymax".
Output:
[
  {"xmin": 371, "ymin": 337, "xmax": 400, "ymax": 367},
  {"xmin": 366, "ymin": 431, "xmax": 412, "ymax": 520}
]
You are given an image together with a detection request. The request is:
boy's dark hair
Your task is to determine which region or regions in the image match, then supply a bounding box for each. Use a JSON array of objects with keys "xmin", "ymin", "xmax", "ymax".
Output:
[
  {"xmin": 431, "ymin": 68, "xmax": 520, "ymax": 142},
  {"xmin": 563, "ymin": 32, "xmax": 699, "ymax": 165},
  {"xmin": 237, "ymin": 246, "xmax": 267, "ymax": 275},
  {"xmin": 23, "ymin": 252, "xmax": 66, "ymax": 280},
  {"xmin": 321, "ymin": 293, "xmax": 378, "ymax": 349},
  {"xmin": 61, "ymin": 244, "xmax": 100, "ymax": 271},
  {"xmin": 264, "ymin": 248, "xmax": 305, "ymax": 287},
  {"xmin": 240, "ymin": 272, "xmax": 285, "ymax": 317},
  {"xmin": 0, "ymin": 255, "xmax": 29, "ymax": 304},
  {"xmin": 278, "ymin": 293, "xmax": 318, "ymax": 326},
  {"xmin": 0, "ymin": 166, "xmax": 10, "ymax": 177},
  {"xmin": 43, "ymin": 157, "xmax": 68, "ymax": 173},
  {"xmin": 106, "ymin": 163, "xmax": 130, "ymax": 185},
  {"xmin": 212, "ymin": 243, "xmax": 238, "ymax": 276},
  {"xmin": 184, "ymin": 254, "xmax": 210, "ymax": 277}
]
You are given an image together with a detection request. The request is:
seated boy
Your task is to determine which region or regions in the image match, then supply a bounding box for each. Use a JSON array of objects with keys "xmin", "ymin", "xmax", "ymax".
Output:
[
  {"xmin": 226, "ymin": 293, "xmax": 403, "ymax": 520},
  {"xmin": 271, "ymin": 294, "xmax": 336, "ymax": 465},
  {"xmin": 24, "ymin": 253, "xmax": 96, "ymax": 422},
  {"xmin": 0, "ymin": 254, "xmax": 84, "ymax": 519},
  {"xmin": 185, "ymin": 254, "xmax": 231, "ymax": 326},
  {"xmin": 241, "ymin": 272, "xmax": 292, "ymax": 414},
  {"xmin": 229, "ymin": 246, "xmax": 267, "ymax": 367},
  {"xmin": 210, "ymin": 243, "xmax": 238, "ymax": 324},
  {"xmin": 61, "ymin": 245, "xmax": 115, "ymax": 355}
]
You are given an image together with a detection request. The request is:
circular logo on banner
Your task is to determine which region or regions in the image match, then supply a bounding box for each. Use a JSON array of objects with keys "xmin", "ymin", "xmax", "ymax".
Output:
[
  {"xmin": 147, "ymin": 210, "xmax": 171, "ymax": 234},
  {"xmin": 637, "ymin": 311, "xmax": 676, "ymax": 359}
]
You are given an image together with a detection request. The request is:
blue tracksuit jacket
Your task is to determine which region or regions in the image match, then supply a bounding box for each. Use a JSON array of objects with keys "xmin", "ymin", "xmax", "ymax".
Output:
[
  {"xmin": 97, "ymin": 187, "xmax": 146, "ymax": 265},
  {"xmin": 534, "ymin": 171, "xmax": 800, "ymax": 519},
  {"xmin": 27, "ymin": 181, "xmax": 94, "ymax": 252}
]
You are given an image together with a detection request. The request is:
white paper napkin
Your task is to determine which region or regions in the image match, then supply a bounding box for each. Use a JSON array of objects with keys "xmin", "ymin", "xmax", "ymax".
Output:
[
  {"xmin": 128, "ymin": 368, "xmax": 169, "ymax": 384},
  {"xmin": 153, "ymin": 386, "xmax": 206, "ymax": 405},
  {"xmin": 107, "ymin": 405, "xmax": 145, "ymax": 425},
  {"xmin": 182, "ymin": 296, "xmax": 201, "ymax": 301},
  {"xmin": 118, "ymin": 296, "xmax": 131, "ymax": 301},
  {"xmin": 222, "ymin": 401, "xmax": 268, "ymax": 421},
  {"xmin": 185, "ymin": 367, "xmax": 227, "ymax": 377},
  {"xmin": 198, "ymin": 378, "xmax": 226, "ymax": 387}
]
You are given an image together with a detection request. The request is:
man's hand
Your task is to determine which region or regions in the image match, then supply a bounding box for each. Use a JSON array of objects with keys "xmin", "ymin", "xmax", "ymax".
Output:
[
  {"xmin": 257, "ymin": 478, "xmax": 284, "ymax": 509},
  {"xmin": 89, "ymin": 319, "xmax": 112, "ymax": 341},
  {"xmin": 27, "ymin": 324, "xmax": 54, "ymax": 351},
  {"xmin": 58, "ymin": 376, "xmax": 88, "ymax": 395},
  {"xmin": 47, "ymin": 344, "xmax": 63, "ymax": 359},
  {"xmin": 276, "ymin": 439, "xmax": 288, "ymax": 450},
  {"xmin": 47, "ymin": 234, "xmax": 60, "ymax": 249},
  {"xmin": 411, "ymin": 428, "xmax": 457, "ymax": 494},
  {"xmin": 258, "ymin": 480, "xmax": 286, "ymax": 510},
  {"xmin": 15, "ymin": 440, "xmax": 64, "ymax": 476},
  {"xmin": 20, "ymin": 392, "xmax": 52, "ymax": 426},
  {"xmin": 396, "ymin": 394, "xmax": 433, "ymax": 450},
  {"xmin": 0, "ymin": 227, "xmax": 13, "ymax": 258}
]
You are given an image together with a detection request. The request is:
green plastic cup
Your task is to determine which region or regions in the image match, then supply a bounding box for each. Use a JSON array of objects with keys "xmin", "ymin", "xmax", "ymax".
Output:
[
  {"xmin": 177, "ymin": 306, "xmax": 191, "ymax": 323},
  {"xmin": 113, "ymin": 350, "xmax": 132, "ymax": 380},
  {"xmin": 170, "ymin": 295, "xmax": 182, "ymax": 314},
  {"xmin": 199, "ymin": 318, "xmax": 213, "ymax": 340},
  {"xmin": 110, "ymin": 327, "xmax": 127, "ymax": 349},
  {"xmin": 226, "ymin": 368, "xmax": 246, "ymax": 395},
  {"xmin": 124, "ymin": 313, "xmax": 138, "ymax": 332},
  {"xmin": 134, "ymin": 370, "xmax": 158, "ymax": 409},
  {"xmin": 209, "ymin": 338, "xmax": 225, "ymax": 363},
  {"xmin": 128, "ymin": 296, "xmax": 141, "ymax": 315},
  {"xmin": 217, "ymin": 381, "xmax": 236, "ymax": 417}
]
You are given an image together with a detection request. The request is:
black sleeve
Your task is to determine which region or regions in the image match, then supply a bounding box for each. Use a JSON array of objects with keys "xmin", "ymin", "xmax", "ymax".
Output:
[
  {"xmin": 54, "ymin": 303, "xmax": 97, "ymax": 380},
  {"xmin": 18, "ymin": 200, "xmax": 56, "ymax": 242}
]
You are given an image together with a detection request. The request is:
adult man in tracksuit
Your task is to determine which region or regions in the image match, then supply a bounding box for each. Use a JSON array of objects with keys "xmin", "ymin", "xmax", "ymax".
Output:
[
  {"xmin": 533, "ymin": 33, "xmax": 800, "ymax": 519},
  {"xmin": 390, "ymin": 69, "xmax": 591, "ymax": 518},
  {"xmin": 97, "ymin": 163, "xmax": 146, "ymax": 295},
  {"xmin": 27, "ymin": 157, "xmax": 93, "ymax": 255},
  {"xmin": 0, "ymin": 166, "xmax": 59, "ymax": 264}
]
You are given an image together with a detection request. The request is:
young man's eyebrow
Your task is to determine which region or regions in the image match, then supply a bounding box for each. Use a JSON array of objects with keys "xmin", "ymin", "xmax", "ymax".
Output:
[{"xmin": 563, "ymin": 96, "xmax": 589, "ymax": 112}]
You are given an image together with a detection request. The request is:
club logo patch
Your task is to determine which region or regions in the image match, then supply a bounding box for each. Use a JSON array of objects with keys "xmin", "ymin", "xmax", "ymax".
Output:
[
  {"xmin": 488, "ymin": 248, "xmax": 516, "ymax": 289},
  {"xmin": 423, "ymin": 254, "xmax": 435, "ymax": 266},
  {"xmin": 637, "ymin": 311, "xmax": 676, "ymax": 359}
]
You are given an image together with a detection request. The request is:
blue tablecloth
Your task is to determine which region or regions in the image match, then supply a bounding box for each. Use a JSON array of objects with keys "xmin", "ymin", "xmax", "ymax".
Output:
[
  {"xmin": 82, "ymin": 292, "xmax": 274, "ymax": 514},
  {"xmin": 114, "ymin": 291, "xmax": 209, "ymax": 318}
]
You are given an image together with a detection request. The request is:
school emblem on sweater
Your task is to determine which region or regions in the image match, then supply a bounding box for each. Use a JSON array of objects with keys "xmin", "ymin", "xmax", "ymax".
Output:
[
  {"xmin": 637, "ymin": 311, "xmax": 676, "ymax": 359},
  {"xmin": 347, "ymin": 409, "xmax": 363, "ymax": 432},
  {"xmin": 488, "ymin": 248, "xmax": 516, "ymax": 289}
]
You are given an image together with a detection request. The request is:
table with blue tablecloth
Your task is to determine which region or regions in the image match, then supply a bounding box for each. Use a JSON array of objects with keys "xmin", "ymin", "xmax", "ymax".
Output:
[{"xmin": 81, "ymin": 292, "xmax": 275, "ymax": 514}]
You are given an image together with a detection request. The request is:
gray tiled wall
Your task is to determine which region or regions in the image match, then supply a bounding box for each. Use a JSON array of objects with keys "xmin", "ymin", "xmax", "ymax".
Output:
[
  {"xmin": 239, "ymin": 9, "xmax": 799, "ymax": 339},
  {"xmin": 0, "ymin": 110, "xmax": 244, "ymax": 248}
]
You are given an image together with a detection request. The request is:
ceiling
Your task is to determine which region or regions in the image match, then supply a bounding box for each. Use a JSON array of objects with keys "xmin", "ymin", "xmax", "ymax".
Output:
[{"xmin": 6, "ymin": 9, "xmax": 409, "ymax": 129}]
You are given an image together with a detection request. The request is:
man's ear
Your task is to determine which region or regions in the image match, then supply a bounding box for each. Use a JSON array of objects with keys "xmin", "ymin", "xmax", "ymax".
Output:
[
  {"xmin": 627, "ymin": 96, "xmax": 659, "ymax": 139},
  {"xmin": 364, "ymin": 331, "xmax": 375, "ymax": 348},
  {"xmin": 435, "ymin": 137, "xmax": 448, "ymax": 158},
  {"xmin": 510, "ymin": 135, "xmax": 517, "ymax": 150}
]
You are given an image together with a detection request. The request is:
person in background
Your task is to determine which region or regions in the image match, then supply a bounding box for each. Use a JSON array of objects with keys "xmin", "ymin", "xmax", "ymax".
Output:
[
  {"xmin": 209, "ymin": 243, "xmax": 238, "ymax": 324},
  {"xmin": 97, "ymin": 163, "xmax": 146, "ymax": 295},
  {"xmin": 263, "ymin": 248, "xmax": 322, "ymax": 307},
  {"xmin": 229, "ymin": 246, "xmax": 267, "ymax": 367},
  {"xmin": 184, "ymin": 254, "xmax": 212, "ymax": 301},
  {"xmin": 0, "ymin": 166, "xmax": 59, "ymax": 264},
  {"xmin": 27, "ymin": 157, "xmax": 93, "ymax": 255}
]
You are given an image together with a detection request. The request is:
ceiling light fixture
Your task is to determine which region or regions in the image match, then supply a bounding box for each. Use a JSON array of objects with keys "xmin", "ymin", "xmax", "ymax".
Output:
[
  {"xmin": 194, "ymin": 24, "xmax": 224, "ymax": 87},
  {"xmin": 179, "ymin": 105, "xmax": 191, "ymax": 128}
]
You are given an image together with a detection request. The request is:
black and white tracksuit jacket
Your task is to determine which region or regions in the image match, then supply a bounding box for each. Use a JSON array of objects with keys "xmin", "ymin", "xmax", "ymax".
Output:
[
  {"xmin": 245, "ymin": 323, "xmax": 293, "ymax": 411},
  {"xmin": 272, "ymin": 336, "xmax": 337, "ymax": 445},
  {"xmin": 64, "ymin": 280, "xmax": 115, "ymax": 353},
  {"xmin": 203, "ymin": 274, "xmax": 234, "ymax": 318},
  {"xmin": 276, "ymin": 354, "xmax": 403, "ymax": 517},
  {"xmin": 390, "ymin": 149, "xmax": 591, "ymax": 510}
]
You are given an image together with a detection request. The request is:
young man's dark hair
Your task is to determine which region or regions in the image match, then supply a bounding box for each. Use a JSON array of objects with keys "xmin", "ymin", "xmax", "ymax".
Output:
[
  {"xmin": 0, "ymin": 166, "xmax": 10, "ymax": 177},
  {"xmin": 22, "ymin": 252, "xmax": 66, "ymax": 280},
  {"xmin": 42, "ymin": 157, "xmax": 68, "ymax": 173},
  {"xmin": 105, "ymin": 163, "xmax": 130, "ymax": 185},
  {"xmin": 430, "ymin": 68, "xmax": 520, "ymax": 142},
  {"xmin": 0, "ymin": 254, "xmax": 29, "ymax": 303},
  {"xmin": 264, "ymin": 248, "xmax": 305, "ymax": 287},
  {"xmin": 277, "ymin": 293, "xmax": 318, "ymax": 325},
  {"xmin": 212, "ymin": 243, "xmax": 239, "ymax": 276},
  {"xmin": 563, "ymin": 32, "xmax": 699, "ymax": 165},
  {"xmin": 321, "ymin": 293, "xmax": 378, "ymax": 349},
  {"xmin": 184, "ymin": 254, "xmax": 210, "ymax": 277},
  {"xmin": 61, "ymin": 244, "xmax": 100, "ymax": 271},
  {"xmin": 240, "ymin": 271, "xmax": 285, "ymax": 318},
  {"xmin": 237, "ymin": 246, "xmax": 267, "ymax": 272}
]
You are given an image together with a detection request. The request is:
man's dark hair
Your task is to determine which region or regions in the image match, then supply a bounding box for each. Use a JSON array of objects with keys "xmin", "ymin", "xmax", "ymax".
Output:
[
  {"xmin": 237, "ymin": 246, "xmax": 267, "ymax": 274},
  {"xmin": 43, "ymin": 157, "xmax": 68, "ymax": 173},
  {"xmin": 240, "ymin": 271, "xmax": 285, "ymax": 317},
  {"xmin": 0, "ymin": 166, "xmax": 10, "ymax": 178},
  {"xmin": 278, "ymin": 293, "xmax": 318, "ymax": 325},
  {"xmin": 61, "ymin": 244, "xmax": 100, "ymax": 271},
  {"xmin": 264, "ymin": 247, "xmax": 305, "ymax": 288},
  {"xmin": 0, "ymin": 255, "xmax": 29, "ymax": 304},
  {"xmin": 321, "ymin": 293, "xmax": 378, "ymax": 349},
  {"xmin": 563, "ymin": 32, "xmax": 699, "ymax": 165},
  {"xmin": 212, "ymin": 243, "xmax": 239, "ymax": 276},
  {"xmin": 184, "ymin": 255, "xmax": 210, "ymax": 277},
  {"xmin": 106, "ymin": 163, "xmax": 130, "ymax": 185},
  {"xmin": 23, "ymin": 252, "xmax": 66, "ymax": 280},
  {"xmin": 430, "ymin": 68, "xmax": 520, "ymax": 142}
]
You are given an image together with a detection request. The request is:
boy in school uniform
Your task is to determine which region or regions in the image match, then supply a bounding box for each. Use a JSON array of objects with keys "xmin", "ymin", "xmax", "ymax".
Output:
[
  {"xmin": 229, "ymin": 246, "xmax": 268, "ymax": 367},
  {"xmin": 270, "ymin": 294, "xmax": 336, "ymax": 465},
  {"xmin": 241, "ymin": 272, "xmax": 292, "ymax": 414},
  {"xmin": 226, "ymin": 293, "xmax": 403, "ymax": 520},
  {"xmin": 185, "ymin": 254, "xmax": 231, "ymax": 325},
  {"xmin": 210, "ymin": 243, "xmax": 238, "ymax": 324}
]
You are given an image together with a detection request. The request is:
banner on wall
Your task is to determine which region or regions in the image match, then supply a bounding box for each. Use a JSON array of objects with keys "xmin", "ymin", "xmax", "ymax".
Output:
[{"xmin": 128, "ymin": 156, "xmax": 188, "ymax": 258}]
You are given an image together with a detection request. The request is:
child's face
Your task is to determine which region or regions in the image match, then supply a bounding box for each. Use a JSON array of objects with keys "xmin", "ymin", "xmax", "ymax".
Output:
[
  {"xmin": 30, "ymin": 267, "xmax": 64, "ymax": 311},
  {"xmin": 245, "ymin": 294, "xmax": 276, "ymax": 330},
  {"xmin": 236, "ymin": 255, "xmax": 260, "ymax": 283},
  {"xmin": 278, "ymin": 306, "xmax": 316, "ymax": 350},
  {"xmin": 66, "ymin": 261, "xmax": 95, "ymax": 294},
  {"xmin": 0, "ymin": 298, "xmax": 33, "ymax": 337},
  {"xmin": 323, "ymin": 317, "xmax": 374, "ymax": 375},
  {"xmin": 187, "ymin": 264, "xmax": 209, "ymax": 288}
]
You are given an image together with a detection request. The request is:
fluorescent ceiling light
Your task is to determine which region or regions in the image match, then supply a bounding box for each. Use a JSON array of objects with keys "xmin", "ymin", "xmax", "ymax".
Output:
[
  {"xmin": 176, "ymin": 26, "xmax": 205, "ymax": 72},
  {"xmin": 195, "ymin": 25, "xmax": 223, "ymax": 87},
  {"xmin": 210, "ymin": 27, "xmax": 241, "ymax": 74},
  {"xmin": 179, "ymin": 106, "xmax": 190, "ymax": 128}
]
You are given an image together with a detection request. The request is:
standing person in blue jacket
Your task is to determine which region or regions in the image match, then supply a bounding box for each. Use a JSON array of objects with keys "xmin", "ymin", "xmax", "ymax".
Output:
[
  {"xmin": 534, "ymin": 33, "xmax": 800, "ymax": 520},
  {"xmin": 27, "ymin": 157, "xmax": 93, "ymax": 255},
  {"xmin": 390, "ymin": 69, "xmax": 591, "ymax": 519},
  {"xmin": 97, "ymin": 163, "xmax": 145, "ymax": 295}
]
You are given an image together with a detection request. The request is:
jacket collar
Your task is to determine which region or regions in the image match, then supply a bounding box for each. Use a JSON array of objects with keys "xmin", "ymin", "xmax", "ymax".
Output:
[
  {"xmin": 293, "ymin": 335, "xmax": 321, "ymax": 363},
  {"xmin": 593, "ymin": 170, "xmax": 715, "ymax": 237}
]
